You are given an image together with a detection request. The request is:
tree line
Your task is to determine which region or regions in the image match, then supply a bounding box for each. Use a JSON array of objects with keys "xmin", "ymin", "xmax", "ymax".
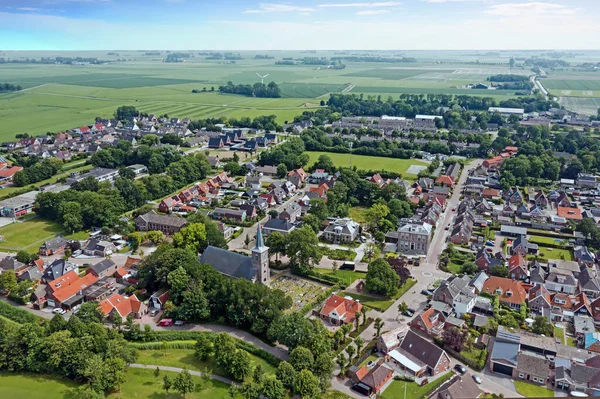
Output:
[
  {"xmin": 258, "ymin": 137, "xmax": 308, "ymax": 170},
  {"xmin": 218, "ymin": 81, "xmax": 281, "ymax": 98},
  {"xmin": 13, "ymin": 157, "xmax": 63, "ymax": 187},
  {"xmin": 0, "ymin": 83, "xmax": 22, "ymax": 92}
]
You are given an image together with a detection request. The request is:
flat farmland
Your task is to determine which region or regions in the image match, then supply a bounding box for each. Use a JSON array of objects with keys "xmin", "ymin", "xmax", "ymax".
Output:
[
  {"xmin": 560, "ymin": 97, "xmax": 600, "ymax": 115},
  {"xmin": 306, "ymin": 151, "xmax": 428, "ymax": 178}
]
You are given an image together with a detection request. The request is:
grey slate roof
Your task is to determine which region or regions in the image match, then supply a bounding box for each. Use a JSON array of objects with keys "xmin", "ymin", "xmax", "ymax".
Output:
[
  {"xmin": 90, "ymin": 259, "xmax": 116, "ymax": 275},
  {"xmin": 199, "ymin": 246, "xmax": 256, "ymax": 281},
  {"xmin": 0, "ymin": 256, "xmax": 25, "ymax": 272},
  {"xmin": 18, "ymin": 266, "xmax": 42, "ymax": 282},
  {"xmin": 263, "ymin": 218, "xmax": 295, "ymax": 233},
  {"xmin": 490, "ymin": 340, "xmax": 519, "ymax": 366},
  {"xmin": 516, "ymin": 352, "xmax": 551, "ymax": 378},
  {"xmin": 41, "ymin": 236, "xmax": 69, "ymax": 252},
  {"xmin": 42, "ymin": 259, "xmax": 75, "ymax": 282},
  {"xmin": 399, "ymin": 330, "xmax": 446, "ymax": 370}
]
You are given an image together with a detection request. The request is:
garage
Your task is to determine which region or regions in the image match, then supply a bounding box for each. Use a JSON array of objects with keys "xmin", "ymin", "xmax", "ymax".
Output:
[{"xmin": 492, "ymin": 361, "xmax": 515, "ymax": 376}]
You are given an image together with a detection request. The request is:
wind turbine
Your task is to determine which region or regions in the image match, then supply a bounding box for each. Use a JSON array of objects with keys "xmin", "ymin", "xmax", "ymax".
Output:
[{"xmin": 256, "ymin": 73, "xmax": 269, "ymax": 84}]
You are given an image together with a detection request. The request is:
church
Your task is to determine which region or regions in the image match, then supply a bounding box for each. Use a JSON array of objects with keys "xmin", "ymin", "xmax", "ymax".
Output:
[{"xmin": 199, "ymin": 225, "xmax": 270, "ymax": 285}]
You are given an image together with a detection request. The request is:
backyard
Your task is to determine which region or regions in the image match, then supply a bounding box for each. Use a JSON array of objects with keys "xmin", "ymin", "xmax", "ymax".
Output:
[
  {"xmin": 381, "ymin": 371, "xmax": 453, "ymax": 399},
  {"xmin": 315, "ymin": 267, "xmax": 366, "ymax": 286},
  {"xmin": 339, "ymin": 279, "xmax": 418, "ymax": 312},
  {"xmin": 536, "ymin": 246, "xmax": 573, "ymax": 261},
  {"xmin": 305, "ymin": 151, "xmax": 428, "ymax": 179},
  {"xmin": 514, "ymin": 380, "xmax": 555, "ymax": 398},
  {"xmin": 269, "ymin": 274, "xmax": 328, "ymax": 312}
]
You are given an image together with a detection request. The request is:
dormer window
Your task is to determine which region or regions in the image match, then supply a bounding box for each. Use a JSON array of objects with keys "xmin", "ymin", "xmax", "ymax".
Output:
[
  {"xmin": 506, "ymin": 290, "xmax": 513, "ymax": 297},
  {"xmin": 495, "ymin": 289, "xmax": 503, "ymax": 295}
]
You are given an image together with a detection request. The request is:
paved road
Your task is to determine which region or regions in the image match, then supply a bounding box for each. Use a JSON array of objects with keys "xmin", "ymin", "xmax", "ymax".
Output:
[{"xmin": 130, "ymin": 363, "xmax": 234, "ymax": 385}]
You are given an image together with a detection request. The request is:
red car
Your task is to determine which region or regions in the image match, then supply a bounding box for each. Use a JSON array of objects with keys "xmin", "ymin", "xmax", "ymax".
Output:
[{"xmin": 157, "ymin": 318, "xmax": 173, "ymax": 327}]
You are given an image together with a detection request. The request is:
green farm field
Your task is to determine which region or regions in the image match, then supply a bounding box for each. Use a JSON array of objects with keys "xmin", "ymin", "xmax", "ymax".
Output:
[
  {"xmin": 306, "ymin": 151, "xmax": 428, "ymax": 179},
  {"xmin": 0, "ymin": 53, "xmax": 528, "ymax": 140}
]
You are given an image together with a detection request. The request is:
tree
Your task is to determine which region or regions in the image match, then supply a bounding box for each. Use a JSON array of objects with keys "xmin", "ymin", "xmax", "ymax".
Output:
[
  {"xmin": 0, "ymin": 270, "xmax": 18, "ymax": 292},
  {"xmin": 177, "ymin": 280, "xmax": 210, "ymax": 322},
  {"xmin": 16, "ymin": 250, "xmax": 32, "ymax": 264},
  {"xmin": 245, "ymin": 234, "xmax": 251, "ymax": 248},
  {"xmin": 313, "ymin": 154, "xmax": 335, "ymax": 172},
  {"xmin": 173, "ymin": 368, "xmax": 195, "ymax": 398},
  {"xmin": 374, "ymin": 317, "xmax": 384, "ymax": 337},
  {"xmin": 71, "ymin": 385, "xmax": 104, "ymax": 399},
  {"xmin": 252, "ymin": 364, "xmax": 264, "ymax": 384},
  {"xmin": 194, "ymin": 334, "xmax": 212, "ymax": 361},
  {"xmin": 115, "ymin": 105, "xmax": 138, "ymax": 120},
  {"xmin": 532, "ymin": 316, "xmax": 554, "ymax": 336},
  {"xmin": 301, "ymin": 214, "xmax": 321, "ymax": 234},
  {"xmin": 398, "ymin": 301, "xmax": 408, "ymax": 315},
  {"xmin": 354, "ymin": 337, "xmax": 365, "ymax": 356},
  {"xmin": 365, "ymin": 259, "xmax": 400, "ymax": 297},
  {"xmin": 163, "ymin": 375, "xmax": 172, "ymax": 393},
  {"xmin": 308, "ymin": 198, "xmax": 328, "ymax": 221},
  {"xmin": 229, "ymin": 350, "xmax": 251, "ymax": 381},
  {"xmin": 145, "ymin": 230, "xmax": 165, "ymax": 245},
  {"xmin": 261, "ymin": 375, "xmax": 285, "ymax": 399},
  {"xmin": 293, "ymin": 369, "xmax": 321, "ymax": 399},
  {"xmin": 224, "ymin": 162, "xmax": 242, "ymax": 176},
  {"xmin": 290, "ymin": 346, "xmax": 314, "ymax": 372},
  {"xmin": 154, "ymin": 366, "xmax": 161, "ymax": 377},
  {"xmin": 345, "ymin": 343, "xmax": 356, "ymax": 361},
  {"xmin": 240, "ymin": 380, "xmax": 261, "ymax": 399},
  {"xmin": 77, "ymin": 302, "xmax": 104, "ymax": 324},
  {"xmin": 276, "ymin": 163, "xmax": 288, "ymax": 178},
  {"xmin": 365, "ymin": 203, "xmax": 389, "ymax": 231},
  {"xmin": 59, "ymin": 201, "xmax": 84, "ymax": 232},
  {"xmin": 332, "ymin": 260, "xmax": 338, "ymax": 275},
  {"xmin": 276, "ymin": 361, "xmax": 296, "ymax": 389},
  {"xmin": 490, "ymin": 265, "xmax": 508, "ymax": 278},
  {"xmin": 285, "ymin": 226, "xmax": 322, "ymax": 272},
  {"xmin": 173, "ymin": 223, "xmax": 207, "ymax": 254},
  {"xmin": 266, "ymin": 232, "xmax": 287, "ymax": 263},
  {"xmin": 442, "ymin": 327, "xmax": 468, "ymax": 352}
]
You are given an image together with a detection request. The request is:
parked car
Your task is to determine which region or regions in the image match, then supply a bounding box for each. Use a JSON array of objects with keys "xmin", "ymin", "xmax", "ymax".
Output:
[
  {"xmin": 407, "ymin": 307, "xmax": 416, "ymax": 313},
  {"xmin": 403, "ymin": 310, "xmax": 414, "ymax": 317},
  {"xmin": 472, "ymin": 375, "xmax": 482, "ymax": 384},
  {"xmin": 157, "ymin": 318, "xmax": 173, "ymax": 327},
  {"xmin": 454, "ymin": 364, "xmax": 467, "ymax": 375},
  {"xmin": 421, "ymin": 289, "xmax": 433, "ymax": 296},
  {"xmin": 150, "ymin": 309, "xmax": 159, "ymax": 317},
  {"xmin": 486, "ymin": 241, "xmax": 494, "ymax": 246},
  {"xmin": 174, "ymin": 320, "xmax": 185, "ymax": 326},
  {"xmin": 53, "ymin": 308, "xmax": 66, "ymax": 315}
]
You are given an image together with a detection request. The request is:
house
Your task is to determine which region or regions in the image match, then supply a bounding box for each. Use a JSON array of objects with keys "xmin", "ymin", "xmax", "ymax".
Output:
[
  {"xmin": 149, "ymin": 289, "xmax": 170, "ymax": 309},
  {"xmin": 377, "ymin": 325, "xmax": 409, "ymax": 354},
  {"xmin": 0, "ymin": 256, "xmax": 27, "ymax": 276},
  {"xmin": 256, "ymin": 165, "xmax": 278, "ymax": 176},
  {"xmin": 577, "ymin": 173, "xmax": 598, "ymax": 188},
  {"xmin": 46, "ymin": 271, "xmax": 99, "ymax": 309},
  {"xmin": 213, "ymin": 208, "xmax": 246, "ymax": 223},
  {"xmin": 481, "ymin": 276, "xmax": 528, "ymax": 310},
  {"xmin": 239, "ymin": 204, "xmax": 257, "ymax": 219},
  {"xmin": 529, "ymin": 284, "xmax": 552, "ymax": 314},
  {"xmin": 475, "ymin": 250, "xmax": 503, "ymax": 272},
  {"xmin": 394, "ymin": 220, "xmax": 432, "ymax": 256},
  {"xmin": 86, "ymin": 259, "xmax": 117, "ymax": 279},
  {"xmin": 135, "ymin": 211, "xmax": 188, "ymax": 235},
  {"xmin": 575, "ymin": 246, "xmax": 597, "ymax": 267},
  {"xmin": 200, "ymin": 227, "xmax": 270, "ymax": 285},
  {"xmin": 288, "ymin": 168, "xmax": 307, "ymax": 188},
  {"xmin": 430, "ymin": 373, "xmax": 482, "ymax": 399},
  {"xmin": 513, "ymin": 352, "xmax": 551, "ymax": 386},
  {"xmin": 554, "ymin": 356, "xmax": 600, "ymax": 394},
  {"xmin": 432, "ymin": 275, "xmax": 477, "ymax": 316},
  {"xmin": 216, "ymin": 222, "xmax": 234, "ymax": 240},
  {"xmin": 82, "ymin": 239, "xmax": 116, "ymax": 257},
  {"xmin": 41, "ymin": 259, "xmax": 77, "ymax": 284},
  {"xmin": 410, "ymin": 307, "xmax": 446, "ymax": 337},
  {"xmin": 320, "ymin": 294, "xmax": 363, "ymax": 326},
  {"xmin": 159, "ymin": 195, "xmax": 183, "ymax": 213},
  {"xmin": 99, "ymin": 293, "xmax": 147, "ymax": 321},
  {"xmin": 39, "ymin": 236, "xmax": 69, "ymax": 256},
  {"xmin": 279, "ymin": 203, "xmax": 301, "ymax": 223},
  {"xmin": 370, "ymin": 173, "xmax": 386, "ymax": 187},
  {"xmin": 512, "ymin": 235, "xmax": 538, "ymax": 256},
  {"xmin": 389, "ymin": 330, "xmax": 451, "ymax": 377},
  {"xmin": 262, "ymin": 218, "xmax": 295, "ymax": 236},
  {"xmin": 0, "ymin": 165, "xmax": 23, "ymax": 182},
  {"xmin": 544, "ymin": 272, "xmax": 577, "ymax": 294},
  {"xmin": 323, "ymin": 218, "xmax": 360, "ymax": 243},
  {"xmin": 575, "ymin": 316, "xmax": 596, "ymax": 341},
  {"xmin": 557, "ymin": 206, "xmax": 583, "ymax": 221},
  {"xmin": 351, "ymin": 362, "xmax": 394, "ymax": 395},
  {"xmin": 208, "ymin": 137, "xmax": 224, "ymax": 148},
  {"xmin": 579, "ymin": 267, "xmax": 600, "ymax": 299},
  {"xmin": 508, "ymin": 254, "xmax": 528, "ymax": 280}
]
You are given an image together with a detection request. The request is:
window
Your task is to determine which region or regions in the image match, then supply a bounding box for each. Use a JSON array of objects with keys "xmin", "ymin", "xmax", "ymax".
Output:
[
  {"xmin": 533, "ymin": 377, "xmax": 537, "ymax": 382},
  {"xmin": 519, "ymin": 373, "xmax": 524, "ymax": 378}
]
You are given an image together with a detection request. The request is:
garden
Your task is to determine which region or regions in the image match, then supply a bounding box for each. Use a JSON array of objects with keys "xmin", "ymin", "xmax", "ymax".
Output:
[
  {"xmin": 381, "ymin": 372, "xmax": 453, "ymax": 399},
  {"xmin": 514, "ymin": 381, "xmax": 555, "ymax": 398}
]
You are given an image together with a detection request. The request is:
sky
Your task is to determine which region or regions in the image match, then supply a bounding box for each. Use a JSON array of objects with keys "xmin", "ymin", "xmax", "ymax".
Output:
[{"xmin": 0, "ymin": 0, "xmax": 598, "ymax": 50}]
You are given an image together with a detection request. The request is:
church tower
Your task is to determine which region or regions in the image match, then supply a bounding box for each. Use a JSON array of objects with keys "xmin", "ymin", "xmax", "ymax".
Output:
[{"xmin": 252, "ymin": 225, "xmax": 270, "ymax": 285}]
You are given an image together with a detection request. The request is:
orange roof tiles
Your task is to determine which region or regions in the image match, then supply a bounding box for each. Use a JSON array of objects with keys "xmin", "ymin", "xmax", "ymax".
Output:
[
  {"xmin": 124, "ymin": 256, "xmax": 142, "ymax": 269},
  {"xmin": 557, "ymin": 206, "xmax": 583, "ymax": 220},
  {"xmin": 321, "ymin": 294, "xmax": 363, "ymax": 324},
  {"xmin": 508, "ymin": 254, "xmax": 527, "ymax": 270},
  {"xmin": 52, "ymin": 273, "xmax": 98, "ymax": 303},
  {"xmin": 99, "ymin": 293, "xmax": 142, "ymax": 317},
  {"xmin": 481, "ymin": 276, "xmax": 528, "ymax": 306}
]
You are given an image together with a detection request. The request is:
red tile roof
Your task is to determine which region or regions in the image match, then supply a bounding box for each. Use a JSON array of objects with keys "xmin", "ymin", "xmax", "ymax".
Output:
[
  {"xmin": 481, "ymin": 276, "xmax": 528, "ymax": 305},
  {"xmin": 557, "ymin": 206, "xmax": 583, "ymax": 220},
  {"xmin": 51, "ymin": 273, "xmax": 98, "ymax": 303},
  {"xmin": 320, "ymin": 294, "xmax": 363, "ymax": 324},
  {"xmin": 0, "ymin": 166, "xmax": 23, "ymax": 178},
  {"xmin": 508, "ymin": 254, "xmax": 527, "ymax": 270},
  {"xmin": 99, "ymin": 293, "xmax": 142, "ymax": 317}
]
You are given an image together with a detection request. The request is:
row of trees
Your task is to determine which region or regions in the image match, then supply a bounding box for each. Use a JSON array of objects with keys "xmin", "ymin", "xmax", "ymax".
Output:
[
  {"xmin": 12, "ymin": 157, "xmax": 63, "ymax": 187},
  {"xmin": 218, "ymin": 81, "xmax": 281, "ymax": 98},
  {"xmin": 0, "ymin": 83, "xmax": 22, "ymax": 92},
  {"xmin": 258, "ymin": 137, "xmax": 309, "ymax": 171}
]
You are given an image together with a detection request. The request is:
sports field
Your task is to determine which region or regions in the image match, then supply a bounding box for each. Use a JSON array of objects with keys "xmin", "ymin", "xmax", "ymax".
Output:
[
  {"xmin": 0, "ymin": 217, "xmax": 64, "ymax": 251},
  {"xmin": 306, "ymin": 151, "xmax": 428, "ymax": 179},
  {"xmin": 0, "ymin": 50, "xmax": 531, "ymax": 140}
]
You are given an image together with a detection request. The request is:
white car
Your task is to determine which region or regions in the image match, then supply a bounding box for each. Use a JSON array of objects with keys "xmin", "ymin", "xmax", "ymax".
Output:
[
  {"xmin": 53, "ymin": 308, "xmax": 66, "ymax": 315},
  {"xmin": 472, "ymin": 375, "xmax": 482, "ymax": 384}
]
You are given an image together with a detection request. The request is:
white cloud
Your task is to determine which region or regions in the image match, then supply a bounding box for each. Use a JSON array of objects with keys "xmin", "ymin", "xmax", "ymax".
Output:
[
  {"xmin": 17, "ymin": 7, "xmax": 43, "ymax": 11},
  {"xmin": 356, "ymin": 9, "xmax": 390, "ymax": 14},
  {"xmin": 484, "ymin": 2, "xmax": 577, "ymax": 17},
  {"xmin": 423, "ymin": 0, "xmax": 484, "ymax": 3},
  {"xmin": 243, "ymin": 3, "xmax": 315, "ymax": 13},
  {"xmin": 319, "ymin": 2, "xmax": 401, "ymax": 7}
]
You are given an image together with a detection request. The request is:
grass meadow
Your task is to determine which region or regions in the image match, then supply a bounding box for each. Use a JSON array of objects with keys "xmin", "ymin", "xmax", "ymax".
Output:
[{"xmin": 305, "ymin": 151, "xmax": 428, "ymax": 178}]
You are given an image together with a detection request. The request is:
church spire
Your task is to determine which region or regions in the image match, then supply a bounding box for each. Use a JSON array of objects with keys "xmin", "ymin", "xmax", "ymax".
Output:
[{"xmin": 254, "ymin": 224, "xmax": 266, "ymax": 250}]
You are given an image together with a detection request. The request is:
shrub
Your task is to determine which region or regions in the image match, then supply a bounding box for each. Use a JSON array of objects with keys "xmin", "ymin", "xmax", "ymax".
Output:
[{"xmin": 0, "ymin": 300, "xmax": 42, "ymax": 324}]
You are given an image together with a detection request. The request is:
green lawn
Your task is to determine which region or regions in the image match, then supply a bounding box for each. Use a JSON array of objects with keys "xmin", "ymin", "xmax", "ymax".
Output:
[
  {"xmin": 316, "ymin": 268, "xmax": 366, "ymax": 286},
  {"xmin": 529, "ymin": 235, "xmax": 569, "ymax": 246},
  {"xmin": 0, "ymin": 217, "xmax": 64, "ymax": 251},
  {"xmin": 305, "ymin": 151, "xmax": 428, "ymax": 178},
  {"xmin": 554, "ymin": 327, "xmax": 565, "ymax": 344},
  {"xmin": 349, "ymin": 207, "xmax": 368, "ymax": 224},
  {"xmin": 0, "ymin": 372, "xmax": 78, "ymax": 399},
  {"xmin": 567, "ymin": 336, "xmax": 577, "ymax": 347},
  {"xmin": 447, "ymin": 261, "xmax": 463, "ymax": 274},
  {"xmin": 537, "ymin": 246, "xmax": 573, "ymax": 261},
  {"xmin": 358, "ymin": 354, "xmax": 379, "ymax": 368},
  {"xmin": 134, "ymin": 348, "xmax": 276, "ymax": 378},
  {"xmin": 340, "ymin": 291, "xmax": 396, "ymax": 311},
  {"xmin": 109, "ymin": 368, "xmax": 231, "ymax": 399},
  {"xmin": 381, "ymin": 372, "xmax": 453, "ymax": 399},
  {"xmin": 514, "ymin": 381, "xmax": 555, "ymax": 398}
]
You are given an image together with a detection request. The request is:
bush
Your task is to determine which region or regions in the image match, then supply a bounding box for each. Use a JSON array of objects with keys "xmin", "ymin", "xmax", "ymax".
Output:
[
  {"xmin": 298, "ymin": 285, "xmax": 339, "ymax": 316},
  {"xmin": 0, "ymin": 300, "xmax": 42, "ymax": 324}
]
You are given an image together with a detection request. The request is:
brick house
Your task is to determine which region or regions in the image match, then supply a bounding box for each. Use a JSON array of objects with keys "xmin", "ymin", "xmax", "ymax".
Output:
[{"xmin": 320, "ymin": 294, "xmax": 363, "ymax": 326}]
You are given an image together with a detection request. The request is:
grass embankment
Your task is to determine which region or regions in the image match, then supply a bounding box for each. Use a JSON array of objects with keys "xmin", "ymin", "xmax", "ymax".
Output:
[{"xmin": 381, "ymin": 372, "xmax": 453, "ymax": 399}]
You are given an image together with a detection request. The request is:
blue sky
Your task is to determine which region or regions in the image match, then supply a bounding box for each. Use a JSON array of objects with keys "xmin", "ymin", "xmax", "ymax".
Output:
[{"xmin": 0, "ymin": 0, "xmax": 598, "ymax": 50}]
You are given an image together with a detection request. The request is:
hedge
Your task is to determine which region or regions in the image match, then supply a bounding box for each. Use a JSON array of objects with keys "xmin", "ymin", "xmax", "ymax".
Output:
[
  {"xmin": 0, "ymin": 300, "xmax": 42, "ymax": 324},
  {"xmin": 128, "ymin": 331, "xmax": 280, "ymax": 367}
]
